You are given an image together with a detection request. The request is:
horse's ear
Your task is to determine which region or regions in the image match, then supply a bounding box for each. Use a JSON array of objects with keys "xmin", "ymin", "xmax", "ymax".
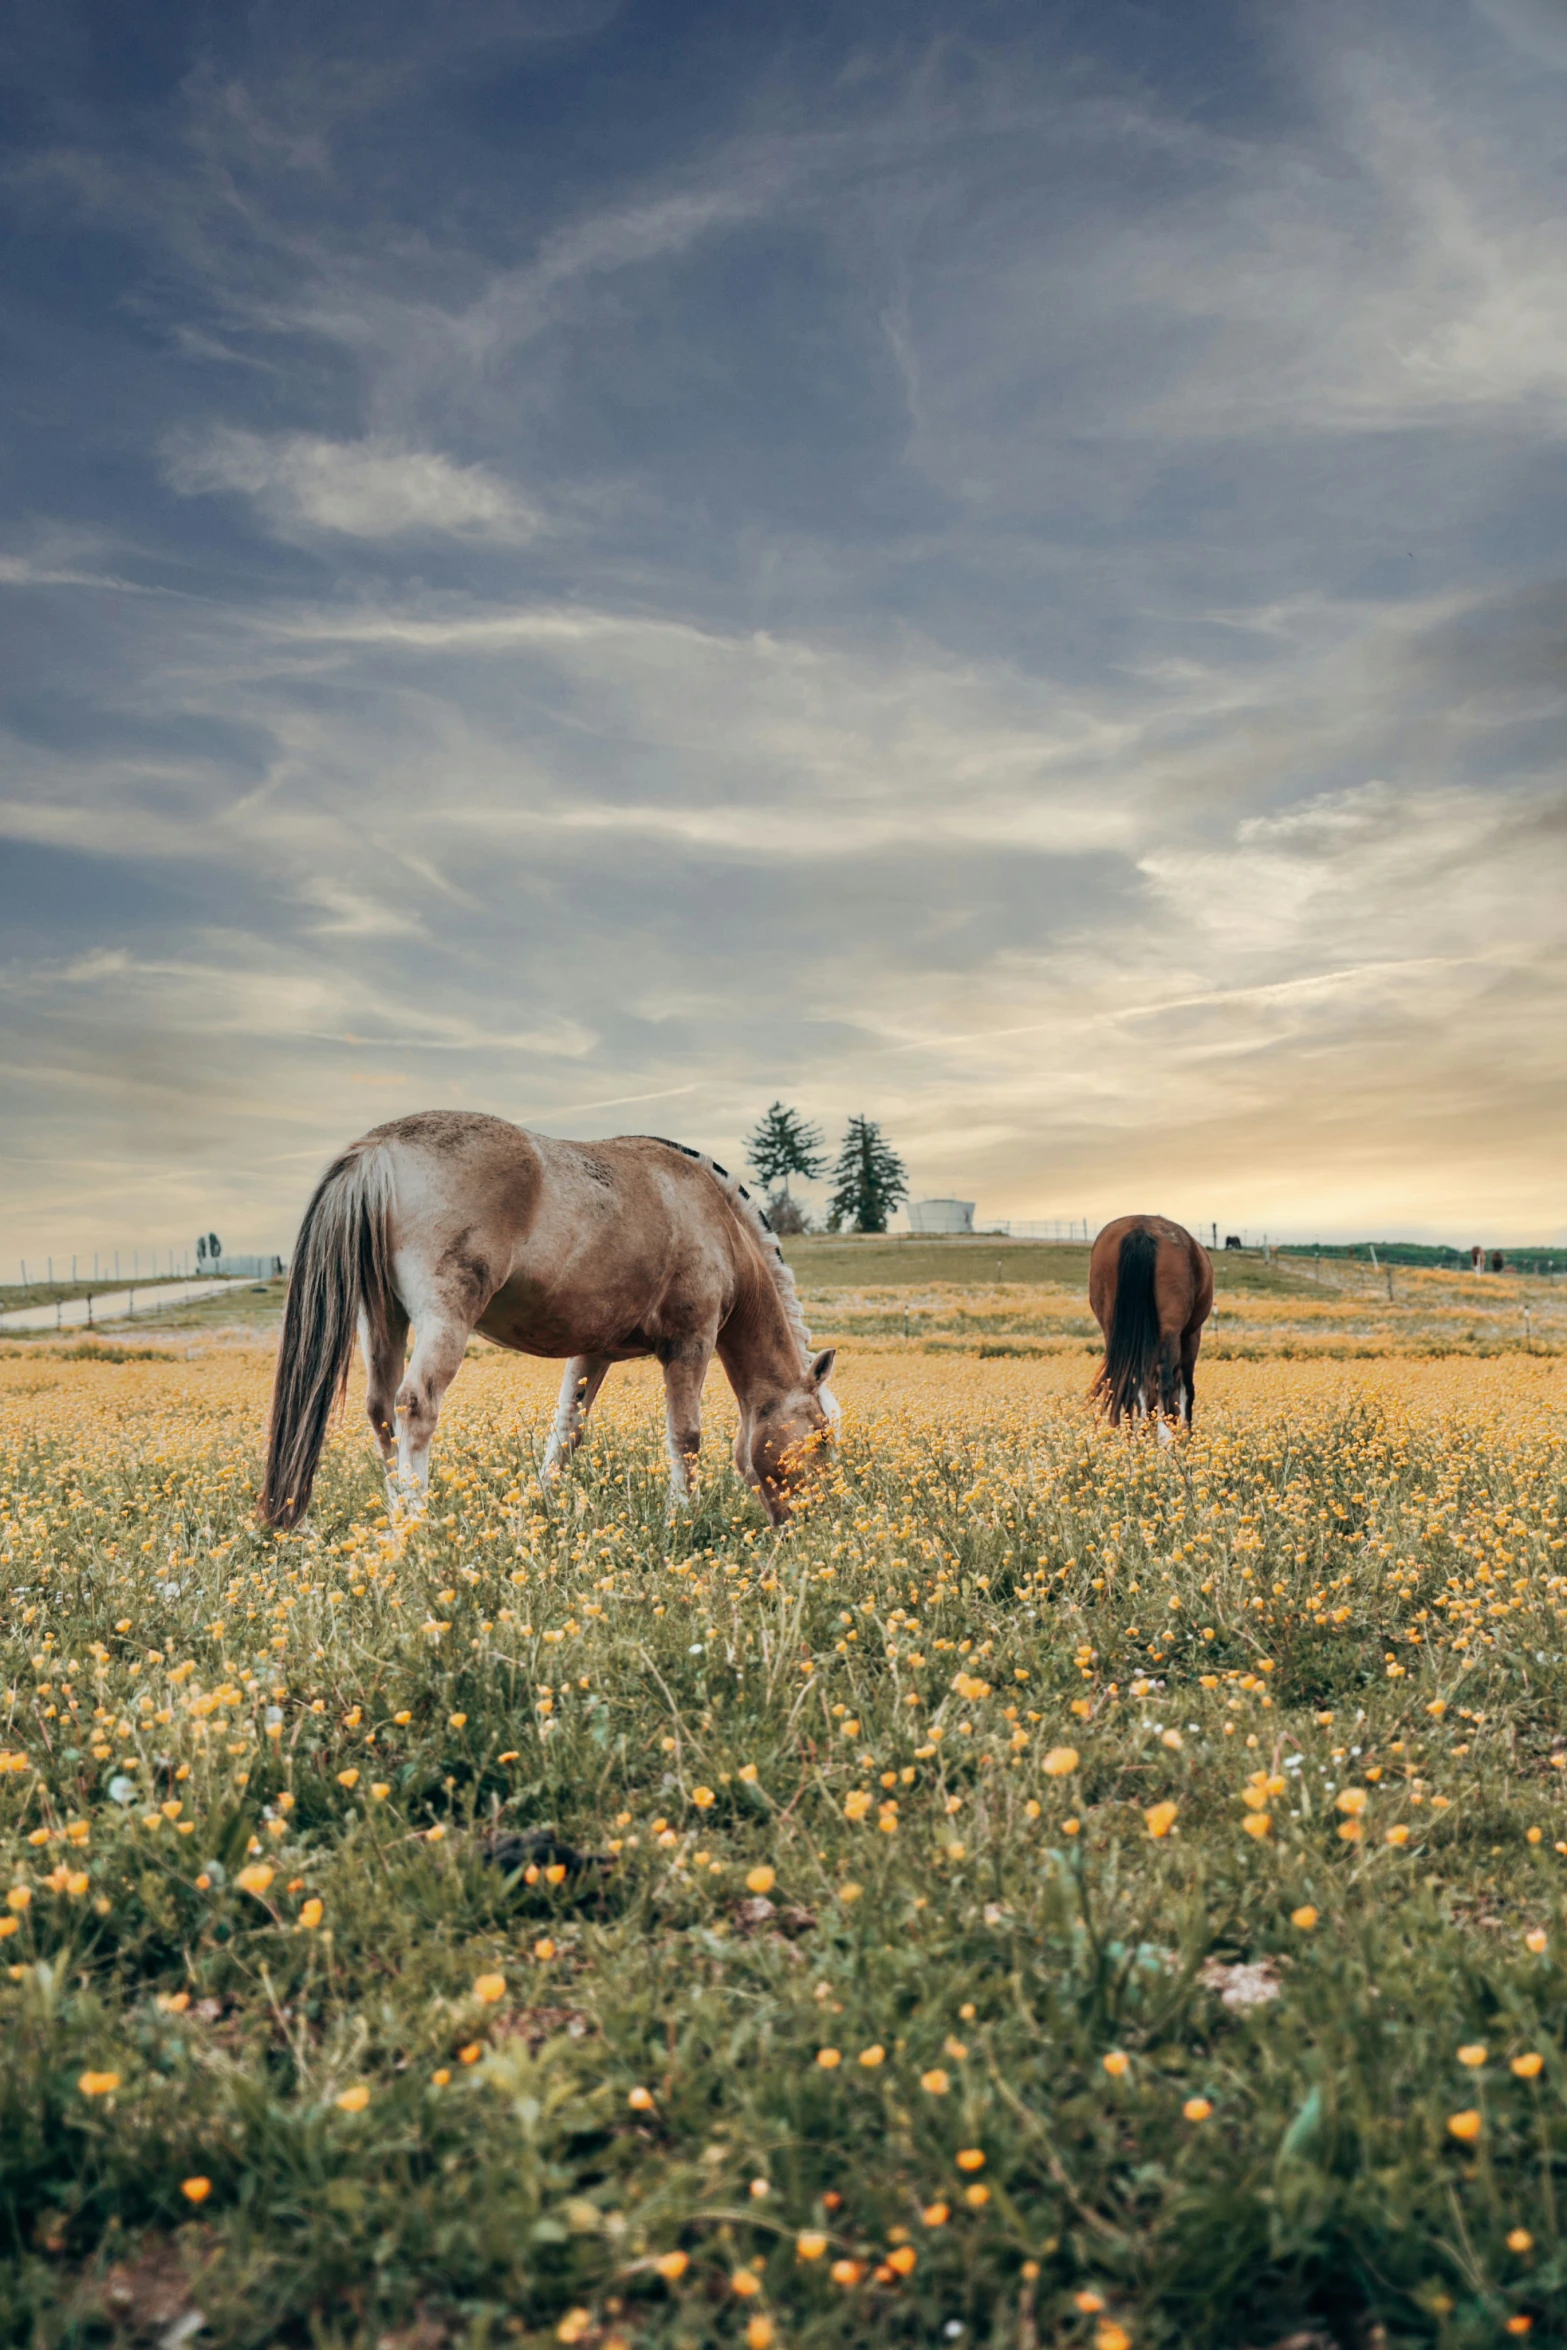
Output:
[{"xmin": 810, "ymin": 1348, "xmax": 836, "ymax": 1387}]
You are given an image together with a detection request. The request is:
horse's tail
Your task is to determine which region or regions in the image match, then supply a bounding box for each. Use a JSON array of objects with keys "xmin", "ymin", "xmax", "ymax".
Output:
[
  {"xmin": 260, "ymin": 1145, "xmax": 396, "ymax": 1529},
  {"xmin": 1094, "ymin": 1227, "xmax": 1162, "ymax": 1420}
]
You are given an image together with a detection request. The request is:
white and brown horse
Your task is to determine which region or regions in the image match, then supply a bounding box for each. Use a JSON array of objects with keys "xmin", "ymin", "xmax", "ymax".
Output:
[
  {"xmin": 260, "ymin": 1113, "xmax": 838, "ymax": 1530},
  {"xmin": 1089, "ymin": 1214, "xmax": 1213, "ymax": 1429}
]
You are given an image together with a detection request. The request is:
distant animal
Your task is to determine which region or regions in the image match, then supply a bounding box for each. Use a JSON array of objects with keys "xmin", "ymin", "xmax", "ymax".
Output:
[
  {"xmin": 260, "ymin": 1113, "xmax": 838, "ymax": 1530},
  {"xmin": 1089, "ymin": 1215, "xmax": 1214, "ymax": 1429}
]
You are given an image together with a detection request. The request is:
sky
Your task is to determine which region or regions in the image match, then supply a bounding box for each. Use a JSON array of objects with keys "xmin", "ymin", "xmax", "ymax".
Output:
[{"xmin": 2, "ymin": 0, "xmax": 1565, "ymax": 1261}]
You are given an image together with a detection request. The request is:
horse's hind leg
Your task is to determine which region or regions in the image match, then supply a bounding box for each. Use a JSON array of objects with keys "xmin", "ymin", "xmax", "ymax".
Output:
[
  {"xmin": 1179, "ymin": 1327, "xmax": 1201, "ymax": 1427},
  {"xmin": 392, "ymin": 1312, "xmax": 471, "ymax": 1515},
  {"xmin": 360, "ymin": 1301, "xmax": 410, "ymax": 1496},
  {"xmin": 542, "ymin": 1353, "xmax": 614, "ymax": 1484}
]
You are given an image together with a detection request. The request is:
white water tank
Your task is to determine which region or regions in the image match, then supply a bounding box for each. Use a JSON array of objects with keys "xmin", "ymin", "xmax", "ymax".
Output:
[{"xmin": 908, "ymin": 1198, "xmax": 976, "ymax": 1235}]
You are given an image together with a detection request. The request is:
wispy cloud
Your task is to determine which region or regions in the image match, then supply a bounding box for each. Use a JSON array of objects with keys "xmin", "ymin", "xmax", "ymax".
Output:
[
  {"xmin": 0, "ymin": 0, "xmax": 1564, "ymax": 1251},
  {"xmin": 164, "ymin": 429, "xmax": 541, "ymax": 542}
]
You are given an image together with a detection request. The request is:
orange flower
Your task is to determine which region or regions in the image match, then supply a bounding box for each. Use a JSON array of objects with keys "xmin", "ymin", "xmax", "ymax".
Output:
[
  {"xmin": 830, "ymin": 2258, "xmax": 864, "ymax": 2284},
  {"xmin": 181, "ymin": 2177, "xmax": 211, "ymax": 2203},
  {"xmin": 1291, "ymin": 1905, "xmax": 1318, "ymax": 1930},
  {"xmin": 887, "ymin": 2245, "xmax": 917, "ymax": 2275},
  {"xmin": 796, "ymin": 2231, "xmax": 827, "ymax": 2260},
  {"xmin": 816, "ymin": 2047, "xmax": 842, "ymax": 2069},
  {"xmin": 919, "ymin": 2068, "xmax": 950, "ymax": 2095},
  {"xmin": 1447, "ymin": 2109, "xmax": 1482, "ymax": 2142},
  {"xmin": 1145, "ymin": 1801, "xmax": 1177, "ymax": 1839},
  {"xmin": 921, "ymin": 2201, "xmax": 950, "ymax": 2226},
  {"xmin": 628, "ymin": 2086, "xmax": 655, "ymax": 2111},
  {"xmin": 955, "ymin": 2148, "xmax": 985, "ymax": 2171},
  {"xmin": 1102, "ymin": 2051, "xmax": 1129, "ymax": 2078},
  {"xmin": 1042, "ymin": 1746, "xmax": 1078, "ymax": 1776},
  {"xmin": 1183, "ymin": 2096, "xmax": 1213, "ymax": 2121},
  {"xmin": 78, "ymin": 2070, "xmax": 120, "ymax": 2097},
  {"xmin": 474, "ymin": 1972, "xmax": 506, "ymax": 2004},
  {"xmin": 1457, "ymin": 2044, "xmax": 1488, "ymax": 2069},
  {"xmin": 745, "ymin": 1866, "xmax": 776, "ymax": 1895},
  {"xmin": 1512, "ymin": 2053, "xmax": 1543, "ymax": 2079},
  {"xmin": 334, "ymin": 2084, "xmax": 370, "ymax": 2112},
  {"xmin": 655, "ymin": 2250, "xmax": 688, "ymax": 2281}
]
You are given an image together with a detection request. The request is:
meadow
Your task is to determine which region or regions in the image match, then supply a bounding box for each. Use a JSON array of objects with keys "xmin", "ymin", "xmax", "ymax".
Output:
[{"xmin": 2, "ymin": 1256, "xmax": 1566, "ymax": 2348}]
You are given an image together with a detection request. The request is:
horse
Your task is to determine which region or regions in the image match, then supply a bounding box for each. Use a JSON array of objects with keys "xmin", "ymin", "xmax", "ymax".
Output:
[
  {"xmin": 260, "ymin": 1112, "xmax": 838, "ymax": 1531},
  {"xmin": 1088, "ymin": 1214, "xmax": 1214, "ymax": 1429}
]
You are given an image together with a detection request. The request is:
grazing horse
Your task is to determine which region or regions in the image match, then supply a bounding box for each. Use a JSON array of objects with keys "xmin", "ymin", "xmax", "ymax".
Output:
[
  {"xmin": 260, "ymin": 1113, "xmax": 838, "ymax": 1530},
  {"xmin": 1089, "ymin": 1214, "xmax": 1213, "ymax": 1429}
]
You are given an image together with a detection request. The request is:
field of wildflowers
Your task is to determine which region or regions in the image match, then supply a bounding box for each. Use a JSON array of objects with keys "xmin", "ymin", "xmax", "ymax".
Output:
[{"xmin": 1, "ymin": 1323, "xmax": 1565, "ymax": 2348}]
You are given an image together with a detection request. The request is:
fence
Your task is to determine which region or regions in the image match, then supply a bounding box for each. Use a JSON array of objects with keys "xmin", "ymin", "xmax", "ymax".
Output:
[
  {"xmin": 13, "ymin": 1250, "xmax": 285, "ymax": 1294},
  {"xmin": 978, "ymin": 1219, "xmax": 1094, "ymax": 1243}
]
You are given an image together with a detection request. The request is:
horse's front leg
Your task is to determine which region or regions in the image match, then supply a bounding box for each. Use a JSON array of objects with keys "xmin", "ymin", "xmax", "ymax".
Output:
[
  {"xmin": 542, "ymin": 1353, "xmax": 614, "ymax": 1485},
  {"xmin": 660, "ymin": 1337, "xmax": 714, "ymax": 1512}
]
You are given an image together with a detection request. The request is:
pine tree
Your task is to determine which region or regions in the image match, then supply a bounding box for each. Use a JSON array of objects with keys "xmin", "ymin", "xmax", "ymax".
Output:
[
  {"xmin": 746, "ymin": 1101, "xmax": 827, "ymax": 1197},
  {"xmin": 828, "ymin": 1115, "xmax": 908, "ymax": 1234}
]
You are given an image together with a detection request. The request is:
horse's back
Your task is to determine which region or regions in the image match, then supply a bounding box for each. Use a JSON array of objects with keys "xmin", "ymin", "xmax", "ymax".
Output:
[
  {"xmin": 356, "ymin": 1117, "xmax": 743, "ymax": 1357},
  {"xmin": 1091, "ymin": 1213, "xmax": 1211, "ymax": 1334}
]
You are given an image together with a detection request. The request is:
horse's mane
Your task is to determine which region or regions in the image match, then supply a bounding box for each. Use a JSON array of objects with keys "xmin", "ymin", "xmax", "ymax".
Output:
[{"xmin": 638, "ymin": 1136, "xmax": 832, "ymax": 1400}]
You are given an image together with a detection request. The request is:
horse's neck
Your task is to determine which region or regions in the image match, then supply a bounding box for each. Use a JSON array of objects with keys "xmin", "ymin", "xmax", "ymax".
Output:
[{"xmin": 717, "ymin": 1248, "xmax": 802, "ymax": 1406}]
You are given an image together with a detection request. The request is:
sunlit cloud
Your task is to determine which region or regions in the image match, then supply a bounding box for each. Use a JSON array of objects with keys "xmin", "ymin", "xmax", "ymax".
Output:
[{"xmin": 0, "ymin": 0, "xmax": 1563, "ymax": 1255}]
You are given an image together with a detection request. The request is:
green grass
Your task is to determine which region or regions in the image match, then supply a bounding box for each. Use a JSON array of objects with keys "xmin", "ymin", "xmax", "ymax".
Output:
[
  {"xmin": 0, "ymin": 1276, "xmax": 198, "ymax": 1314},
  {"xmin": 781, "ymin": 1236, "xmax": 1095, "ymax": 1288},
  {"xmin": 1, "ymin": 1354, "xmax": 1566, "ymax": 2347}
]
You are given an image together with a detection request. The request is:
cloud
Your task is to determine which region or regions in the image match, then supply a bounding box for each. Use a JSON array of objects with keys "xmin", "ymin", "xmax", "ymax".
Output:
[
  {"xmin": 3, "ymin": 3, "xmax": 1567, "ymax": 1250},
  {"xmin": 164, "ymin": 430, "xmax": 541, "ymax": 543}
]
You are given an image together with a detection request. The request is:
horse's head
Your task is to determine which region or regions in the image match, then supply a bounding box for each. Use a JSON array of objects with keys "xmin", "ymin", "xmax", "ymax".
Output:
[{"xmin": 742, "ymin": 1349, "xmax": 838, "ymax": 1524}]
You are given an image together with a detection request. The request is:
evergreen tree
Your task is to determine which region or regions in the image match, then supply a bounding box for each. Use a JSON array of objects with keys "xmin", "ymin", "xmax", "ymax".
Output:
[
  {"xmin": 828, "ymin": 1115, "xmax": 908, "ymax": 1234},
  {"xmin": 746, "ymin": 1101, "xmax": 827, "ymax": 1196}
]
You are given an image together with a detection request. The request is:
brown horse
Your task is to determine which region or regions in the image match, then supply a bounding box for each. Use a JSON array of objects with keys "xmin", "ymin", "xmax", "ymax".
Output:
[
  {"xmin": 260, "ymin": 1113, "xmax": 838, "ymax": 1530},
  {"xmin": 1089, "ymin": 1214, "xmax": 1214, "ymax": 1428}
]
